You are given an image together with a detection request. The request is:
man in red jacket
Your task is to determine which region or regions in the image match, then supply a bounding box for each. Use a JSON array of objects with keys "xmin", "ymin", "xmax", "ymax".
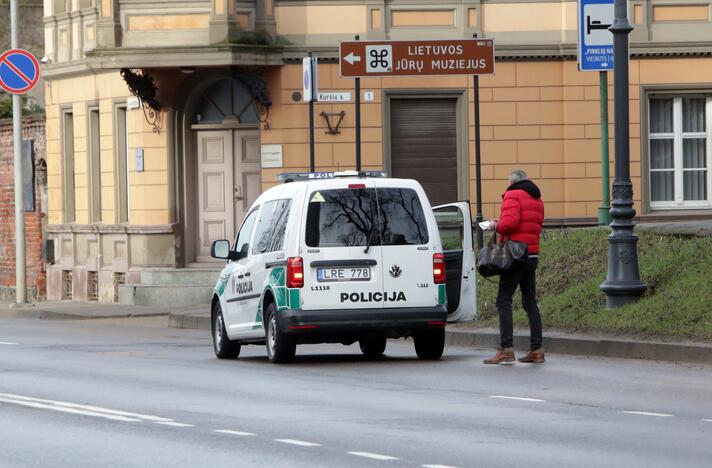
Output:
[{"xmin": 484, "ymin": 169, "xmax": 545, "ymax": 365}]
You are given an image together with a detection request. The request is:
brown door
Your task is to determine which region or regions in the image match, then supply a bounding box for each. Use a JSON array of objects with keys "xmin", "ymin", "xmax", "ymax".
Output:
[
  {"xmin": 390, "ymin": 98, "xmax": 458, "ymax": 205},
  {"xmin": 196, "ymin": 129, "xmax": 261, "ymax": 262},
  {"xmin": 197, "ymin": 131, "xmax": 234, "ymax": 262},
  {"xmin": 233, "ymin": 129, "xmax": 261, "ymax": 224}
]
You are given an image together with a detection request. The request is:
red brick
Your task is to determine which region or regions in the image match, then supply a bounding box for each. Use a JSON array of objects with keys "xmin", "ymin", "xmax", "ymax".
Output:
[{"xmin": 0, "ymin": 117, "xmax": 46, "ymax": 300}]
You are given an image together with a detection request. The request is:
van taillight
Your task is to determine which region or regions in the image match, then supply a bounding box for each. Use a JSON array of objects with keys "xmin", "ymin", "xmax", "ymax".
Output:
[
  {"xmin": 433, "ymin": 253, "xmax": 446, "ymax": 284},
  {"xmin": 287, "ymin": 257, "xmax": 304, "ymax": 288}
]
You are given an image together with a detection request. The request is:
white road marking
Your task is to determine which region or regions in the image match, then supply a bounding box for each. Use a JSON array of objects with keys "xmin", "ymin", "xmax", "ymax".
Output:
[
  {"xmin": 623, "ymin": 411, "xmax": 674, "ymax": 418},
  {"xmin": 0, "ymin": 397, "xmax": 140, "ymax": 422},
  {"xmin": 214, "ymin": 429, "xmax": 256, "ymax": 436},
  {"xmin": 274, "ymin": 439, "xmax": 321, "ymax": 447},
  {"xmin": 0, "ymin": 341, "xmax": 18, "ymax": 345},
  {"xmin": 348, "ymin": 452, "xmax": 399, "ymax": 461},
  {"xmin": 423, "ymin": 465, "xmax": 460, "ymax": 468},
  {"xmin": 702, "ymin": 419, "xmax": 712, "ymax": 423},
  {"xmin": 154, "ymin": 421, "xmax": 194, "ymax": 427},
  {"xmin": 489, "ymin": 395, "xmax": 546, "ymax": 403},
  {"xmin": 0, "ymin": 393, "xmax": 173, "ymax": 422}
]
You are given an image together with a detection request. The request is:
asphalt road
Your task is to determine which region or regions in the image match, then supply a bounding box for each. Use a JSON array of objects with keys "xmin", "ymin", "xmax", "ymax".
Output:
[{"xmin": 1, "ymin": 316, "xmax": 711, "ymax": 468}]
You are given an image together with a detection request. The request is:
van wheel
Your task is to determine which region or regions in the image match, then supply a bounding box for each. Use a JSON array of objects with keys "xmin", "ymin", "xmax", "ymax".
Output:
[
  {"xmin": 212, "ymin": 302, "xmax": 240, "ymax": 359},
  {"xmin": 265, "ymin": 302, "xmax": 296, "ymax": 364},
  {"xmin": 414, "ymin": 329, "xmax": 445, "ymax": 360},
  {"xmin": 359, "ymin": 337, "xmax": 386, "ymax": 358}
]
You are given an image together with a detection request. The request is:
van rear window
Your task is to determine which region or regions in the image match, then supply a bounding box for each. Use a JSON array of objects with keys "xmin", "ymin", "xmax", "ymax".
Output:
[{"xmin": 305, "ymin": 188, "xmax": 429, "ymax": 247}]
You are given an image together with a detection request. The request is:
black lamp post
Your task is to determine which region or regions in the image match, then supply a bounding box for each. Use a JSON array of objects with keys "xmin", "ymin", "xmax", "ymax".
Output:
[{"xmin": 599, "ymin": 0, "xmax": 647, "ymax": 307}]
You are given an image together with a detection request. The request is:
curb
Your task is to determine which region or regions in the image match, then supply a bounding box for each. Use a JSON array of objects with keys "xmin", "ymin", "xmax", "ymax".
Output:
[
  {"xmin": 169, "ymin": 312, "xmax": 210, "ymax": 331},
  {"xmin": 445, "ymin": 329, "xmax": 712, "ymax": 365},
  {"xmin": 166, "ymin": 313, "xmax": 712, "ymax": 365},
  {"xmin": 0, "ymin": 309, "xmax": 169, "ymax": 321}
]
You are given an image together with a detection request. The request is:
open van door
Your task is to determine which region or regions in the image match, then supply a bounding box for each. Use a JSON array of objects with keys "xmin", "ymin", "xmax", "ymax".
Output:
[{"xmin": 433, "ymin": 202, "xmax": 476, "ymax": 322}]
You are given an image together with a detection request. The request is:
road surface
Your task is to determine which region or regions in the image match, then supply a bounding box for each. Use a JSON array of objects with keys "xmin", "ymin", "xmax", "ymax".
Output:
[{"xmin": 1, "ymin": 316, "xmax": 711, "ymax": 467}]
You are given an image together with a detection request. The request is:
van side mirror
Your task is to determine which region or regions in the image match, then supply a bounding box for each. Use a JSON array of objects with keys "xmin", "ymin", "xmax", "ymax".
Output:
[{"xmin": 210, "ymin": 240, "xmax": 232, "ymax": 260}]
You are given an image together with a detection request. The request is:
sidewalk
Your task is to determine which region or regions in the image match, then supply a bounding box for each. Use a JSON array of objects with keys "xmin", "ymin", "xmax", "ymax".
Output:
[
  {"xmin": 4, "ymin": 302, "xmax": 710, "ymax": 365},
  {"xmin": 447, "ymin": 327, "xmax": 712, "ymax": 365},
  {"xmin": 167, "ymin": 309, "xmax": 712, "ymax": 365},
  {"xmin": 0, "ymin": 301, "xmax": 182, "ymax": 320}
]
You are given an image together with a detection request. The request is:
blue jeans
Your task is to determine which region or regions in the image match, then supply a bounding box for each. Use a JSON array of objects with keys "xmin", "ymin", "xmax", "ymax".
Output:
[{"xmin": 496, "ymin": 257, "xmax": 542, "ymax": 350}]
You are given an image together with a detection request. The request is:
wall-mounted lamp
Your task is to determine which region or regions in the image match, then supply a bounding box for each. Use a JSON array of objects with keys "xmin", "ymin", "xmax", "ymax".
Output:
[{"xmin": 180, "ymin": 66, "xmax": 196, "ymax": 74}]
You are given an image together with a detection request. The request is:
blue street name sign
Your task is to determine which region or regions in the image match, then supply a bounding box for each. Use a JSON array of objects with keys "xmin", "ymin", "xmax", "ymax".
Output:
[{"xmin": 577, "ymin": 0, "xmax": 615, "ymax": 72}]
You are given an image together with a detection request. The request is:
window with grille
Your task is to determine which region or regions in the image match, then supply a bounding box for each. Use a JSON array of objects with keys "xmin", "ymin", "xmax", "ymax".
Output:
[
  {"xmin": 88, "ymin": 271, "xmax": 99, "ymax": 302},
  {"xmin": 113, "ymin": 272, "xmax": 126, "ymax": 303},
  {"xmin": 62, "ymin": 271, "xmax": 73, "ymax": 300},
  {"xmin": 649, "ymin": 96, "xmax": 712, "ymax": 208}
]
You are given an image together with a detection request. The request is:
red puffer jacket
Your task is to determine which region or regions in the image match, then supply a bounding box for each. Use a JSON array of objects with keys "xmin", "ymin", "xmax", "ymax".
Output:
[{"xmin": 496, "ymin": 179, "xmax": 545, "ymax": 254}]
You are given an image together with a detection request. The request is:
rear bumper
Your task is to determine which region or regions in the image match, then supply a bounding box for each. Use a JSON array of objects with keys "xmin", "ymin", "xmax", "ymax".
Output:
[{"xmin": 279, "ymin": 305, "xmax": 448, "ymax": 338}]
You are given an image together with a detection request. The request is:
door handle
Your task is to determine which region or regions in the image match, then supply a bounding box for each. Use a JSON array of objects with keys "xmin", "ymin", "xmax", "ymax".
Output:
[{"xmin": 234, "ymin": 185, "xmax": 244, "ymax": 201}]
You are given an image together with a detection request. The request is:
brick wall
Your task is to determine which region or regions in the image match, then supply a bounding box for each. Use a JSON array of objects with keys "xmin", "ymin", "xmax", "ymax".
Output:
[{"xmin": 0, "ymin": 117, "xmax": 46, "ymax": 301}]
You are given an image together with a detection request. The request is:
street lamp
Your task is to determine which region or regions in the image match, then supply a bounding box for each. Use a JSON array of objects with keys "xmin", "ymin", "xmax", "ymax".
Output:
[{"xmin": 599, "ymin": 0, "xmax": 647, "ymax": 307}]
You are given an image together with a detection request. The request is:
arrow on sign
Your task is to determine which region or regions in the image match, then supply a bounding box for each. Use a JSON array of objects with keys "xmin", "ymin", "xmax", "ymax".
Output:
[{"xmin": 343, "ymin": 52, "xmax": 361, "ymax": 65}]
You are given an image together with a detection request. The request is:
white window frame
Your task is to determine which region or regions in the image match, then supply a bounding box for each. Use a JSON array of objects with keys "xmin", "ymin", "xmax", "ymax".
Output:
[{"xmin": 649, "ymin": 96, "xmax": 712, "ymax": 209}]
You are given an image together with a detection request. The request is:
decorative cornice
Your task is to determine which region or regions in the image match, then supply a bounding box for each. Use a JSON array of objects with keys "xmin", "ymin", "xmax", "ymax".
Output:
[
  {"xmin": 40, "ymin": 41, "xmax": 712, "ymax": 81},
  {"xmin": 281, "ymin": 41, "xmax": 712, "ymax": 63}
]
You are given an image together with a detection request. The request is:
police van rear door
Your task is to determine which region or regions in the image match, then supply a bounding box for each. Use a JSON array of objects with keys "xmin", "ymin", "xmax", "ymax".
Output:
[
  {"xmin": 432, "ymin": 202, "xmax": 477, "ymax": 322},
  {"xmin": 375, "ymin": 180, "xmax": 437, "ymax": 309},
  {"xmin": 301, "ymin": 179, "xmax": 385, "ymax": 310}
]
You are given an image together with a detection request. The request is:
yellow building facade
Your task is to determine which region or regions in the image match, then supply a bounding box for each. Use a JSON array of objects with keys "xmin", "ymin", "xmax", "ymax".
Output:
[{"xmin": 42, "ymin": 0, "xmax": 712, "ymax": 302}]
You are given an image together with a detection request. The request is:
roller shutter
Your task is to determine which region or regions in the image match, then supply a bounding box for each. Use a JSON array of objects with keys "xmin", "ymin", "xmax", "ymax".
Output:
[{"xmin": 390, "ymin": 98, "xmax": 458, "ymax": 205}]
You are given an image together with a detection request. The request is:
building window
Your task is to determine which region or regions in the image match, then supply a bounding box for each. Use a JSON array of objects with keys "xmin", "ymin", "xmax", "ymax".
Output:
[
  {"xmin": 89, "ymin": 107, "xmax": 102, "ymax": 222},
  {"xmin": 649, "ymin": 96, "xmax": 712, "ymax": 209},
  {"xmin": 62, "ymin": 270, "xmax": 73, "ymax": 300},
  {"xmin": 88, "ymin": 271, "xmax": 99, "ymax": 302},
  {"xmin": 194, "ymin": 78, "xmax": 259, "ymax": 125},
  {"xmin": 62, "ymin": 110, "xmax": 75, "ymax": 223},
  {"xmin": 115, "ymin": 105, "xmax": 129, "ymax": 223}
]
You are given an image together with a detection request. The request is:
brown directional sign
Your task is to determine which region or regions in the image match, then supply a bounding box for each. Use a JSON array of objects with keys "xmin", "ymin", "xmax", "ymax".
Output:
[{"xmin": 339, "ymin": 39, "xmax": 495, "ymax": 78}]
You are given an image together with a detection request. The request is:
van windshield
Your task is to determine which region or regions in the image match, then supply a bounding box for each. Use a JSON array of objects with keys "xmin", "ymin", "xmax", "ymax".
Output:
[{"xmin": 305, "ymin": 188, "xmax": 429, "ymax": 248}]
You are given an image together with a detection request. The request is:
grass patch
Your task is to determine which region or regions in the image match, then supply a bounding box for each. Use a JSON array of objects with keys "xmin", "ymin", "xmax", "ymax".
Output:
[{"xmin": 470, "ymin": 228, "xmax": 712, "ymax": 342}]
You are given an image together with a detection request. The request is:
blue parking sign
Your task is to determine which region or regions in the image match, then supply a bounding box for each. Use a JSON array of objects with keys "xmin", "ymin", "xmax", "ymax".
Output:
[{"xmin": 578, "ymin": 0, "xmax": 615, "ymax": 71}]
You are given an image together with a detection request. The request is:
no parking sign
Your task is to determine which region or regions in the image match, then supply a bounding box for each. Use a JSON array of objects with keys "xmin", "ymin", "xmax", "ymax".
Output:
[{"xmin": 0, "ymin": 49, "xmax": 41, "ymax": 95}]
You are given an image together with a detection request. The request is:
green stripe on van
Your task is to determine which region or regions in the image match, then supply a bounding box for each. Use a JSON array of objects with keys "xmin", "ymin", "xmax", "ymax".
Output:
[
  {"xmin": 288, "ymin": 289, "xmax": 301, "ymax": 309},
  {"xmin": 438, "ymin": 284, "xmax": 447, "ymax": 305}
]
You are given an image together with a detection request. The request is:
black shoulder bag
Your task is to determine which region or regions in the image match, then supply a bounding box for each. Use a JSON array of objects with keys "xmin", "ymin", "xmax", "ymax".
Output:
[{"xmin": 476, "ymin": 232, "xmax": 528, "ymax": 277}]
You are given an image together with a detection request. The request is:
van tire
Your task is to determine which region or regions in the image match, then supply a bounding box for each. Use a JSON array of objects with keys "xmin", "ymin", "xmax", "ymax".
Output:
[
  {"xmin": 359, "ymin": 337, "xmax": 387, "ymax": 358},
  {"xmin": 212, "ymin": 302, "xmax": 241, "ymax": 359},
  {"xmin": 265, "ymin": 302, "xmax": 296, "ymax": 364},
  {"xmin": 414, "ymin": 329, "xmax": 445, "ymax": 360}
]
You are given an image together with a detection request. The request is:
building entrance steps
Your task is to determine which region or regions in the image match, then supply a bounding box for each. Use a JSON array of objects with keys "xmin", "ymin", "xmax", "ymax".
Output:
[{"xmin": 118, "ymin": 267, "xmax": 221, "ymax": 308}]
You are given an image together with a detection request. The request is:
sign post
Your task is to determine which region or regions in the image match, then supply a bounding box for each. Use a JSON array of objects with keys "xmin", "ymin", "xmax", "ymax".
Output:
[
  {"xmin": 2, "ymin": 2, "xmax": 41, "ymax": 304},
  {"xmin": 578, "ymin": 0, "xmax": 614, "ymax": 225},
  {"xmin": 339, "ymin": 38, "xmax": 495, "ymax": 246},
  {"xmin": 303, "ymin": 53, "xmax": 318, "ymax": 172},
  {"xmin": 354, "ymin": 35, "xmax": 361, "ymax": 171}
]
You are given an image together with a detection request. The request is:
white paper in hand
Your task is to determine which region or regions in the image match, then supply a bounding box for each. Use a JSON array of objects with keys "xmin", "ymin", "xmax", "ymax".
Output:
[{"xmin": 478, "ymin": 220, "xmax": 496, "ymax": 231}]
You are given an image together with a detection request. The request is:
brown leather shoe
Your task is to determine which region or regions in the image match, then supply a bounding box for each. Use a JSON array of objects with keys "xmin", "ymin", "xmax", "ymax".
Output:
[
  {"xmin": 483, "ymin": 347, "xmax": 515, "ymax": 364},
  {"xmin": 518, "ymin": 349, "xmax": 545, "ymax": 363}
]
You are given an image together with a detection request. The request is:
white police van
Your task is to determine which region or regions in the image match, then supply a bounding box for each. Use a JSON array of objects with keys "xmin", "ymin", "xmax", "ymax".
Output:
[{"xmin": 209, "ymin": 171, "xmax": 476, "ymax": 363}]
